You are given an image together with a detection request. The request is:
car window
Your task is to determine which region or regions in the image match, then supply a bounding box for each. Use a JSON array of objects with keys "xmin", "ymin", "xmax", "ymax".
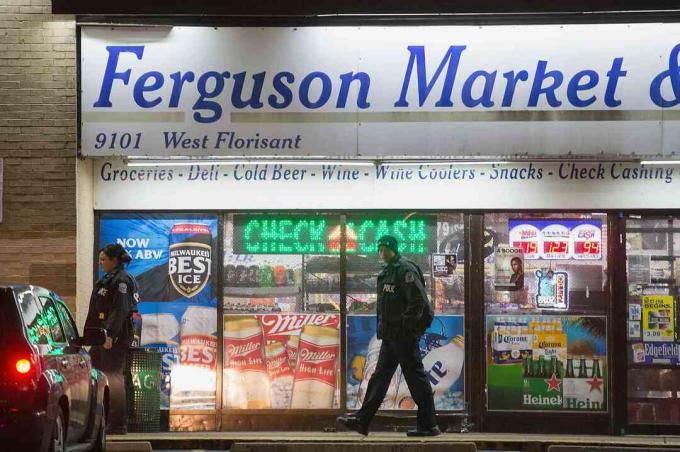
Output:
[
  {"xmin": 16, "ymin": 289, "xmax": 50, "ymax": 346},
  {"xmin": 55, "ymin": 301, "xmax": 78, "ymax": 343},
  {"xmin": 38, "ymin": 296, "xmax": 66, "ymax": 344}
]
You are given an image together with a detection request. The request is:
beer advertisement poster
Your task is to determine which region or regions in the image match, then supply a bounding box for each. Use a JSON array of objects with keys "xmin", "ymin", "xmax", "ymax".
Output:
[
  {"xmin": 99, "ymin": 213, "xmax": 219, "ymax": 410},
  {"xmin": 223, "ymin": 313, "xmax": 341, "ymax": 410},
  {"xmin": 346, "ymin": 314, "xmax": 465, "ymax": 411},
  {"xmin": 486, "ymin": 315, "xmax": 607, "ymax": 412},
  {"xmin": 642, "ymin": 295, "xmax": 675, "ymax": 342},
  {"xmin": 494, "ymin": 246, "xmax": 525, "ymax": 292}
]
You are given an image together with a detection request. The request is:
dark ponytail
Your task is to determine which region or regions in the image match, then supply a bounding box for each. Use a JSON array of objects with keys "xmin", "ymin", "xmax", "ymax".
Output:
[{"xmin": 100, "ymin": 243, "xmax": 133, "ymax": 265}]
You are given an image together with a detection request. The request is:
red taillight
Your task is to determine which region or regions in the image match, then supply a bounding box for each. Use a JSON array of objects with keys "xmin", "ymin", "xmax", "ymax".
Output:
[{"xmin": 15, "ymin": 358, "xmax": 31, "ymax": 375}]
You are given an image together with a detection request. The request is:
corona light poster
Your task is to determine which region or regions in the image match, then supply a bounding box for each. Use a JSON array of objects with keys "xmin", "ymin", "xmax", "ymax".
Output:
[
  {"xmin": 486, "ymin": 315, "xmax": 607, "ymax": 412},
  {"xmin": 347, "ymin": 315, "xmax": 465, "ymax": 411},
  {"xmin": 99, "ymin": 213, "xmax": 219, "ymax": 410},
  {"xmin": 223, "ymin": 313, "xmax": 341, "ymax": 409}
]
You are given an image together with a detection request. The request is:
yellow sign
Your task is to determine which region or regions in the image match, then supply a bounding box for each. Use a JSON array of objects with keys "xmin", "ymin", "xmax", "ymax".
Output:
[{"xmin": 642, "ymin": 295, "xmax": 675, "ymax": 342}]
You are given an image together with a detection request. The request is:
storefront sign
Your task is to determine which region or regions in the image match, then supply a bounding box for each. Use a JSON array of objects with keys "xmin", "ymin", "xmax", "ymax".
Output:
[
  {"xmin": 82, "ymin": 24, "xmax": 680, "ymax": 157},
  {"xmin": 95, "ymin": 160, "xmax": 680, "ymax": 210},
  {"xmin": 232, "ymin": 214, "xmax": 432, "ymax": 255},
  {"xmin": 486, "ymin": 315, "xmax": 607, "ymax": 412}
]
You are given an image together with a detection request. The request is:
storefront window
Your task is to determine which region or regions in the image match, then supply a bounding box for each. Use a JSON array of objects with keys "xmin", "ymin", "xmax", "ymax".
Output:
[
  {"xmin": 626, "ymin": 216, "xmax": 680, "ymax": 425},
  {"xmin": 484, "ymin": 213, "xmax": 608, "ymax": 413},
  {"xmin": 346, "ymin": 213, "xmax": 466, "ymax": 412},
  {"xmin": 99, "ymin": 213, "xmax": 220, "ymax": 412},
  {"xmin": 222, "ymin": 213, "xmax": 341, "ymax": 409}
]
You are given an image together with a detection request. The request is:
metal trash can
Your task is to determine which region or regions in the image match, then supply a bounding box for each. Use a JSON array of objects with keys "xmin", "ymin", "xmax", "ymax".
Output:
[{"xmin": 126, "ymin": 347, "xmax": 162, "ymax": 432}]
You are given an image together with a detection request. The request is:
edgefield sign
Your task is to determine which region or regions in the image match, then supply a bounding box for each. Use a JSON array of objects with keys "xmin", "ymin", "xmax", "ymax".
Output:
[{"xmin": 81, "ymin": 25, "xmax": 680, "ymax": 157}]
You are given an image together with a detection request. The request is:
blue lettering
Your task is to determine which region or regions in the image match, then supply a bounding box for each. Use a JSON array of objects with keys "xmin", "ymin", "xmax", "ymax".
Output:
[
  {"xmin": 605, "ymin": 58, "xmax": 626, "ymax": 107},
  {"xmin": 394, "ymin": 45, "xmax": 467, "ymax": 107},
  {"xmin": 268, "ymin": 72, "xmax": 294, "ymax": 109},
  {"xmin": 93, "ymin": 46, "xmax": 145, "ymax": 108},
  {"xmin": 192, "ymin": 71, "xmax": 230, "ymax": 123},
  {"xmin": 650, "ymin": 44, "xmax": 680, "ymax": 108},
  {"xmin": 168, "ymin": 71, "xmax": 195, "ymax": 108},
  {"xmin": 231, "ymin": 71, "xmax": 265, "ymax": 109},
  {"xmin": 299, "ymin": 72, "xmax": 332, "ymax": 109},
  {"xmin": 461, "ymin": 70, "xmax": 496, "ymax": 107},
  {"xmin": 375, "ymin": 165, "xmax": 389, "ymax": 180},
  {"xmin": 528, "ymin": 60, "xmax": 563, "ymax": 107},
  {"xmin": 336, "ymin": 72, "xmax": 371, "ymax": 108},
  {"xmin": 502, "ymin": 70, "xmax": 529, "ymax": 107},
  {"xmin": 133, "ymin": 71, "xmax": 164, "ymax": 108},
  {"xmin": 567, "ymin": 70, "xmax": 598, "ymax": 107}
]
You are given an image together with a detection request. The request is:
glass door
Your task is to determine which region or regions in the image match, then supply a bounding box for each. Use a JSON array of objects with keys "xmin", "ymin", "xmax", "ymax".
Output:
[
  {"xmin": 625, "ymin": 215, "xmax": 680, "ymax": 428},
  {"xmin": 345, "ymin": 212, "xmax": 467, "ymax": 420},
  {"xmin": 482, "ymin": 213, "xmax": 610, "ymax": 433}
]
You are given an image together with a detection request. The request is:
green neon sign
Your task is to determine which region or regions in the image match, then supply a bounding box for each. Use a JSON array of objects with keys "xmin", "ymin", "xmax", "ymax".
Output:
[
  {"xmin": 233, "ymin": 215, "xmax": 431, "ymax": 255},
  {"xmin": 239, "ymin": 218, "xmax": 332, "ymax": 254},
  {"xmin": 346, "ymin": 218, "xmax": 429, "ymax": 255}
]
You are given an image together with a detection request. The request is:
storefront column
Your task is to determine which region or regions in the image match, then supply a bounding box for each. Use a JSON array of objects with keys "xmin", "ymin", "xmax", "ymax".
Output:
[
  {"xmin": 465, "ymin": 213, "xmax": 485, "ymax": 431},
  {"xmin": 76, "ymin": 158, "xmax": 95, "ymax": 329}
]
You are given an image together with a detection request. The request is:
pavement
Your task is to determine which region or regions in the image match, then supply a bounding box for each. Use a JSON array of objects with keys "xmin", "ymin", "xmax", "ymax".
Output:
[{"xmin": 105, "ymin": 431, "xmax": 680, "ymax": 451}]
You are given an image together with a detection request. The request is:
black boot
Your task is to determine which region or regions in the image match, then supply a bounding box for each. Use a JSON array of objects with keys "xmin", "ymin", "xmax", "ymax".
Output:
[
  {"xmin": 406, "ymin": 426, "xmax": 441, "ymax": 437},
  {"xmin": 336, "ymin": 414, "xmax": 369, "ymax": 436}
]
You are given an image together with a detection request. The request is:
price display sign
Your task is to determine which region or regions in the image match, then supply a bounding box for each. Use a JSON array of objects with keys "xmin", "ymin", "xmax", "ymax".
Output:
[
  {"xmin": 570, "ymin": 223, "xmax": 602, "ymax": 260},
  {"xmin": 541, "ymin": 224, "xmax": 570, "ymax": 260},
  {"xmin": 509, "ymin": 219, "xmax": 603, "ymax": 260},
  {"xmin": 509, "ymin": 223, "xmax": 541, "ymax": 260}
]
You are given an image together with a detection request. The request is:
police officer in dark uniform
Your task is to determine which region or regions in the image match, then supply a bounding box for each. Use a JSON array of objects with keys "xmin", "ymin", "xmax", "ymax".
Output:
[
  {"xmin": 85, "ymin": 244, "xmax": 139, "ymax": 435},
  {"xmin": 337, "ymin": 235, "xmax": 440, "ymax": 436}
]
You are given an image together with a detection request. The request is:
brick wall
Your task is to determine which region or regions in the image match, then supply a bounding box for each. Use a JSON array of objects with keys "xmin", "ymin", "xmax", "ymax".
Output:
[{"xmin": 0, "ymin": 1, "xmax": 77, "ymax": 311}]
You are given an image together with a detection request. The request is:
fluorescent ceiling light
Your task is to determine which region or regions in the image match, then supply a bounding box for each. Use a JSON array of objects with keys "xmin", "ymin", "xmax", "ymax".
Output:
[
  {"xmin": 126, "ymin": 159, "xmax": 376, "ymax": 167},
  {"xmin": 639, "ymin": 160, "xmax": 680, "ymax": 165},
  {"xmin": 393, "ymin": 161, "xmax": 507, "ymax": 166}
]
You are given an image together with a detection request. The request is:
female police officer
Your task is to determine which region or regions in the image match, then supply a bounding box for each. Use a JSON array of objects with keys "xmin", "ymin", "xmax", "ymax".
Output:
[{"xmin": 85, "ymin": 244, "xmax": 140, "ymax": 435}]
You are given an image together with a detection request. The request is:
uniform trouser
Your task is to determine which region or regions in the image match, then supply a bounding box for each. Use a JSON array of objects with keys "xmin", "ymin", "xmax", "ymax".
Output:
[
  {"xmin": 91, "ymin": 345, "xmax": 128, "ymax": 430},
  {"xmin": 354, "ymin": 335, "xmax": 437, "ymax": 430}
]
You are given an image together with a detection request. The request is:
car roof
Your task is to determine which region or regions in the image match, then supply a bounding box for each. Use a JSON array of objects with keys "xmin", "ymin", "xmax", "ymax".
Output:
[{"xmin": 0, "ymin": 284, "xmax": 53, "ymax": 295}]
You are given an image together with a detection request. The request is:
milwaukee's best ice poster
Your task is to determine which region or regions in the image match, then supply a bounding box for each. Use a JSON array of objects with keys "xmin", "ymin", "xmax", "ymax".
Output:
[
  {"xmin": 486, "ymin": 315, "xmax": 607, "ymax": 412},
  {"xmin": 347, "ymin": 315, "xmax": 465, "ymax": 411},
  {"xmin": 99, "ymin": 213, "xmax": 219, "ymax": 410},
  {"xmin": 223, "ymin": 314, "xmax": 341, "ymax": 409}
]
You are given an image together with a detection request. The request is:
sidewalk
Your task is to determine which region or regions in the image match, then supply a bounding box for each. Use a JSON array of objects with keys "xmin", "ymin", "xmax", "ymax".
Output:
[{"xmin": 107, "ymin": 431, "xmax": 680, "ymax": 451}]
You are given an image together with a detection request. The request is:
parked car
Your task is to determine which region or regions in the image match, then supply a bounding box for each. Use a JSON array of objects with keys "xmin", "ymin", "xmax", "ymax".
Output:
[{"xmin": 0, "ymin": 285, "xmax": 109, "ymax": 452}]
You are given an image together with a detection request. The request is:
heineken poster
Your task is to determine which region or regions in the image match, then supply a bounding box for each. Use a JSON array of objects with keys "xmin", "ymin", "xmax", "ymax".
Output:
[
  {"xmin": 99, "ymin": 213, "xmax": 219, "ymax": 410},
  {"xmin": 642, "ymin": 295, "xmax": 675, "ymax": 342},
  {"xmin": 486, "ymin": 315, "xmax": 607, "ymax": 412},
  {"xmin": 347, "ymin": 314, "xmax": 465, "ymax": 411}
]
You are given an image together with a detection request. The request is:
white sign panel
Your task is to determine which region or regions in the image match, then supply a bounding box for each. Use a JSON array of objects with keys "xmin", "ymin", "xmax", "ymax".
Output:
[
  {"xmin": 95, "ymin": 160, "xmax": 680, "ymax": 210},
  {"xmin": 81, "ymin": 25, "xmax": 680, "ymax": 158}
]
